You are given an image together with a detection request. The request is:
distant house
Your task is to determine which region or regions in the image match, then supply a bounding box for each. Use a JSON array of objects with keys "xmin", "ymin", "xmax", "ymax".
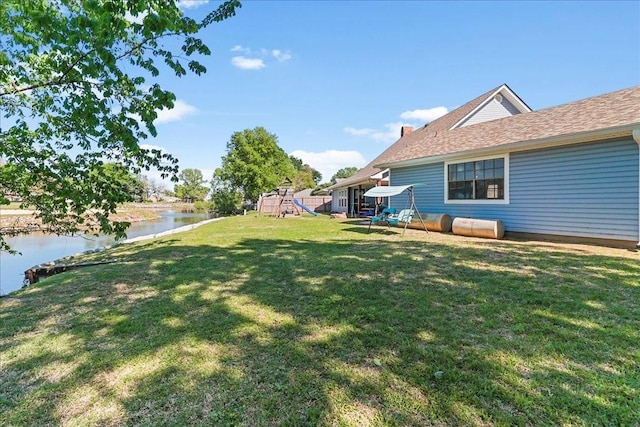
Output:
[
  {"xmin": 2, "ymin": 193, "xmax": 23, "ymax": 202},
  {"xmin": 330, "ymin": 84, "xmax": 640, "ymax": 247},
  {"xmin": 148, "ymin": 194, "xmax": 180, "ymax": 203}
]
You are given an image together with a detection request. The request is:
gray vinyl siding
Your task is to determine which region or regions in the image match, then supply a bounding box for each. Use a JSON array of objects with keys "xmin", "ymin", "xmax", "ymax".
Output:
[
  {"xmin": 390, "ymin": 137, "xmax": 639, "ymax": 242},
  {"xmin": 457, "ymin": 98, "xmax": 521, "ymax": 128}
]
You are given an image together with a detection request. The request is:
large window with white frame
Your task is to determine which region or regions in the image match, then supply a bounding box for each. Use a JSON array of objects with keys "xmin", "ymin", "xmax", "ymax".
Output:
[{"xmin": 445, "ymin": 155, "xmax": 509, "ymax": 203}]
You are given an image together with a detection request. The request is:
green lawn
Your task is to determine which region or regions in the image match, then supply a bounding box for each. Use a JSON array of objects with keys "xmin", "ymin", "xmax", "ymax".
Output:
[{"xmin": 1, "ymin": 215, "xmax": 638, "ymax": 426}]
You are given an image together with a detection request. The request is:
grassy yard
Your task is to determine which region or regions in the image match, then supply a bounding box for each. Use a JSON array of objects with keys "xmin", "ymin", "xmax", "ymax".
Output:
[{"xmin": 1, "ymin": 215, "xmax": 638, "ymax": 426}]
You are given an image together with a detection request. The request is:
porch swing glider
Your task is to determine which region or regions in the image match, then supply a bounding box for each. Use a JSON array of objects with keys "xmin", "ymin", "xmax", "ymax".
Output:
[{"xmin": 364, "ymin": 183, "xmax": 428, "ymax": 236}]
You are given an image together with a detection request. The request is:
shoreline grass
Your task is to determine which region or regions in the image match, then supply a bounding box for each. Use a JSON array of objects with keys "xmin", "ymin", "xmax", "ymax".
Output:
[
  {"xmin": 0, "ymin": 202, "xmax": 192, "ymax": 237},
  {"xmin": 1, "ymin": 214, "xmax": 638, "ymax": 425}
]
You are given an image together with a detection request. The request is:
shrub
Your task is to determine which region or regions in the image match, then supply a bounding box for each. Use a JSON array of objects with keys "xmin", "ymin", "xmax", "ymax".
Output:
[{"xmin": 193, "ymin": 200, "xmax": 215, "ymax": 213}]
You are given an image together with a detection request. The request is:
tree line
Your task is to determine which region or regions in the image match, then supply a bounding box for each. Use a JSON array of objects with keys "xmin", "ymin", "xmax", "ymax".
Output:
[{"xmin": 168, "ymin": 126, "xmax": 357, "ymax": 214}]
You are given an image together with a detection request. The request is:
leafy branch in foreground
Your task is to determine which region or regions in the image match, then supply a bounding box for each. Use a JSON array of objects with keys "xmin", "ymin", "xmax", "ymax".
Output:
[{"xmin": 0, "ymin": 0, "xmax": 241, "ymax": 251}]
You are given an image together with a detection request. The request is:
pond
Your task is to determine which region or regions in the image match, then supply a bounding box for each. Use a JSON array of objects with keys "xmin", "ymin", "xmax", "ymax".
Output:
[{"xmin": 0, "ymin": 212, "xmax": 212, "ymax": 296}]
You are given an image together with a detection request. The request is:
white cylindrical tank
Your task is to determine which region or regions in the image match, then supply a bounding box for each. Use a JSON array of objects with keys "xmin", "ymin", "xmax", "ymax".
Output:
[
  {"xmin": 452, "ymin": 217, "xmax": 505, "ymax": 239},
  {"xmin": 405, "ymin": 213, "xmax": 452, "ymax": 232}
]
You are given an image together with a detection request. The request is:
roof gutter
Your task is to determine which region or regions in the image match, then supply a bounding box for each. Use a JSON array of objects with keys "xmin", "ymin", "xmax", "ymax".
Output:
[
  {"xmin": 375, "ymin": 123, "xmax": 640, "ymax": 169},
  {"xmin": 326, "ymin": 177, "xmax": 377, "ymax": 191},
  {"xmin": 326, "ymin": 170, "xmax": 390, "ymax": 191}
]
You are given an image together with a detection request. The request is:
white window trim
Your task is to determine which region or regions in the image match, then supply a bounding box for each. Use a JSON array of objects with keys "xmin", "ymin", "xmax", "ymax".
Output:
[
  {"xmin": 444, "ymin": 153, "xmax": 510, "ymax": 205},
  {"xmin": 338, "ymin": 189, "xmax": 347, "ymax": 208}
]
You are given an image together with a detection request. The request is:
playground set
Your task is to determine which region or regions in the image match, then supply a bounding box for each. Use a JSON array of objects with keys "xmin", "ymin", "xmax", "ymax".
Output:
[{"xmin": 258, "ymin": 181, "xmax": 318, "ymax": 218}]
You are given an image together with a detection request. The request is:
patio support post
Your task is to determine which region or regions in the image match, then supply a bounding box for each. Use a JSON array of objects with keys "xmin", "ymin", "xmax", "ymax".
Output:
[{"xmin": 633, "ymin": 129, "xmax": 640, "ymax": 248}]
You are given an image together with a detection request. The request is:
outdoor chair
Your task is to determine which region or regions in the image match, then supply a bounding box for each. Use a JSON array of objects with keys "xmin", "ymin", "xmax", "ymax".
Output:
[
  {"xmin": 386, "ymin": 209, "xmax": 414, "ymax": 227},
  {"xmin": 367, "ymin": 207, "xmax": 396, "ymax": 232}
]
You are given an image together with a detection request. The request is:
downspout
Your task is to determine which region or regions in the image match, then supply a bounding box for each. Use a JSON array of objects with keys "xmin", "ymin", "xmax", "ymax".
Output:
[{"xmin": 633, "ymin": 129, "xmax": 640, "ymax": 248}]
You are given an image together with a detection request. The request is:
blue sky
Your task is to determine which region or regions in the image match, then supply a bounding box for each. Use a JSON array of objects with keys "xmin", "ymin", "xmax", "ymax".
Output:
[{"xmin": 148, "ymin": 0, "xmax": 640, "ymax": 186}]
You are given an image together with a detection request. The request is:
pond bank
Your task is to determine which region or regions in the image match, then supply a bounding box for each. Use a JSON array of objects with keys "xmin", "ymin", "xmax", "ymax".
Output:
[
  {"xmin": 20, "ymin": 217, "xmax": 225, "ymax": 286},
  {"xmin": 0, "ymin": 211, "xmax": 218, "ymax": 296},
  {"xmin": 0, "ymin": 207, "xmax": 163, "ymax": 235}
]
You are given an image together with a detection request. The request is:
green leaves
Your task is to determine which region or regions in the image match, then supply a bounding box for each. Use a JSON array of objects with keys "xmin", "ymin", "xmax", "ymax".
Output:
[
  {"xmin": 175, "ymin": 168, "xmax": 209, "ymax": 202},
  {"xmin": 0, "ymin": 0, "xmax": 241, "ymax": 250},
  {"xmin": 188, "ymin": 61, "xmax": 206, "ymax": 76},
  {"xmin": 200, "ymin": 0, "xmax": 242, "ymax": 27},
  {"xmin": 218, "ymin": 127, "xmax": 296, "ymax": 203},
  {"xmin": 331, "ymin": 167, "xmax": 359, "ymax": 184}
]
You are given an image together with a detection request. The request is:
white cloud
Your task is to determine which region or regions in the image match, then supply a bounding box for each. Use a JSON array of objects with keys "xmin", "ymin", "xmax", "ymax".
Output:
[
  {"xmin": 177, "ymin": 0, "xmax": 209, "ymax": 9},
  {"xmin": 344, "ymin": 122, "xmax": 405, "ymax": 144},
  {"xmin": 229, "ymin": 45, "xmax": 292, "ymax": 68},
  {"xmin": 230, "ymin": 45, "xmax": 250, "ymax": 54},
  {"xmin": 231, "ymin": 56, "xmax": 266, "ymax": 70},
  {"xmin": 272, "ymin": 49, "xmax": 292, "ymax": 62},
  {"xmin": 289, "ymin": 149, "xmax": 367, "ymax": 184},
  {"xmin": 155, "ymin": 100, "xmax": 198, "ymax": 124},
  {"xmin": 345, "ymin": 105, "xmax": 449, "ymax": 144},
  {"xmin": 400, "ymin": 106, "xmax": 448, "ymax": 123},
  {"xmin": 370, "ymin": 122, "xmax": 405, "ymax": 144}
]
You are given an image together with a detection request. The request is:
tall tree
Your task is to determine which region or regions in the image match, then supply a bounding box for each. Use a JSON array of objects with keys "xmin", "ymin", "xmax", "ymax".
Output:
[
  {"xmin": 311, "ymin": 168, "xmax": 322, "ymax": 185},
  {"xmin": 331, "ymin": 167, "xmax": 359, "ymax": 184},
  {"xmin": 289, "ymin": 155, "xmax": 303, "ymax": 170},
  {"xmin": 293, "ymin": 164, "xmax": 319, "ymax": 191},
  {"xmin": 0, "ymin": 0, "xmax": 240, "ymax": 251},
  {"xmin": 101, "ymin": 163, "xmax": 146, "ymax": 202},
  {"xmin": 217, "ymin": 127, "xmax": 295, "ymax": 202},
  {"xmin": 290, "ymin": 155, "xmax": 322, "ymax": 190},
  {"xmin": 174, "ymin": 168, "xmax": 208, "ymax": 202},
  {"xmin": 210, "ymin": 168, "xmax": 242, "ymax": 214}
]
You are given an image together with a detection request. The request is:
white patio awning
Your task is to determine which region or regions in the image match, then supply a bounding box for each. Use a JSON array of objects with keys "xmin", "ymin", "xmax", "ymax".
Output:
[{"xmin": 363, "ymin": 183, "xmax": 425, "ymax": 198}]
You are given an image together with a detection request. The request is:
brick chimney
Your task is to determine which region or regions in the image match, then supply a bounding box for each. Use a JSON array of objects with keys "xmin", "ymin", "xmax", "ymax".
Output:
[{"xmin": 401, "ymin": 126, "xmax": 414, "ymax": 137}]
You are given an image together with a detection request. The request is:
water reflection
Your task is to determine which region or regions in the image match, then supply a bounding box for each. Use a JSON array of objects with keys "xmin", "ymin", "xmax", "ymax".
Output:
[{"xmin": 0, "ymin": 212, "xmax": 211, "ymax": 296}]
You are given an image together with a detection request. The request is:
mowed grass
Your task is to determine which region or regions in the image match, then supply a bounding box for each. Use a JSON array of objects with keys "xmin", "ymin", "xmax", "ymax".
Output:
[{"xmin": 1, "ymin": 214, "xmax": 638, "ymax": 426}]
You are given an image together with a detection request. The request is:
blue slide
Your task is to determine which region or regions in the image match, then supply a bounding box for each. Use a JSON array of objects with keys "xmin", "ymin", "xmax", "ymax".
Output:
[{"xmin": 294, "ymin": 198, "xmax": 318, "ymax": 216}]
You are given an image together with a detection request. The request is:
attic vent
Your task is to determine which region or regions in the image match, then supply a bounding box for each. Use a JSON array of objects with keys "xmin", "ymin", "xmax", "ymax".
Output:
[{"xmin": 494, "ymin": 94, "xmax": 503, "ymax": 103}]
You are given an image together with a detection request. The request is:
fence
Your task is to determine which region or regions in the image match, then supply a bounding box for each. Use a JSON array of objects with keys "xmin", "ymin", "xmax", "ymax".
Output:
[{"xmin": 258, "ymin": 195, "xmax": 332, "ymax": 215}]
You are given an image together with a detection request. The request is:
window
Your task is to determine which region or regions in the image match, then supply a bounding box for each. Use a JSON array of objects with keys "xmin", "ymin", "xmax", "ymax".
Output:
[
  {"xmin": 445, "ymin": 155, "xmax": 508, "ymax": 203},
  {"xmin": 338, "ymin": 189, "xmax": 347, "ymax": 208}
]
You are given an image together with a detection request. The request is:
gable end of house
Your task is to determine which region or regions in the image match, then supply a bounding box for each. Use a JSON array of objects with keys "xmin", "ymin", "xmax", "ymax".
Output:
[{"xmin": 451, "ymin": 84, "xmax": 532, "ymax": 129}]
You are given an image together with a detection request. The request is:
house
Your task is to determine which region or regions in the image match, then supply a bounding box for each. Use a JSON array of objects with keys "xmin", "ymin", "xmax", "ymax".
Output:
[
  {"xmin": 329, "ymin": 169, "xmax": 391, "ymax": 216},
  {"xmin": 330, "ymin": 84, "xmax": 640, "ymax": 247}
]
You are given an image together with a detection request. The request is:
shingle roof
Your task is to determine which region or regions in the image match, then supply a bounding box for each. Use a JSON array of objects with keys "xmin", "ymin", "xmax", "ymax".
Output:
[
  {"xmin": 330, "ymin": 85, "xmax": 640, "ymax": 190},
  {"xmin": 376, "ymin": 85, "xmax": 640, "ymax": 168},
  {"xmin": 328, "ymin": 84, "xmax": 505, "ymax": 190}
]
